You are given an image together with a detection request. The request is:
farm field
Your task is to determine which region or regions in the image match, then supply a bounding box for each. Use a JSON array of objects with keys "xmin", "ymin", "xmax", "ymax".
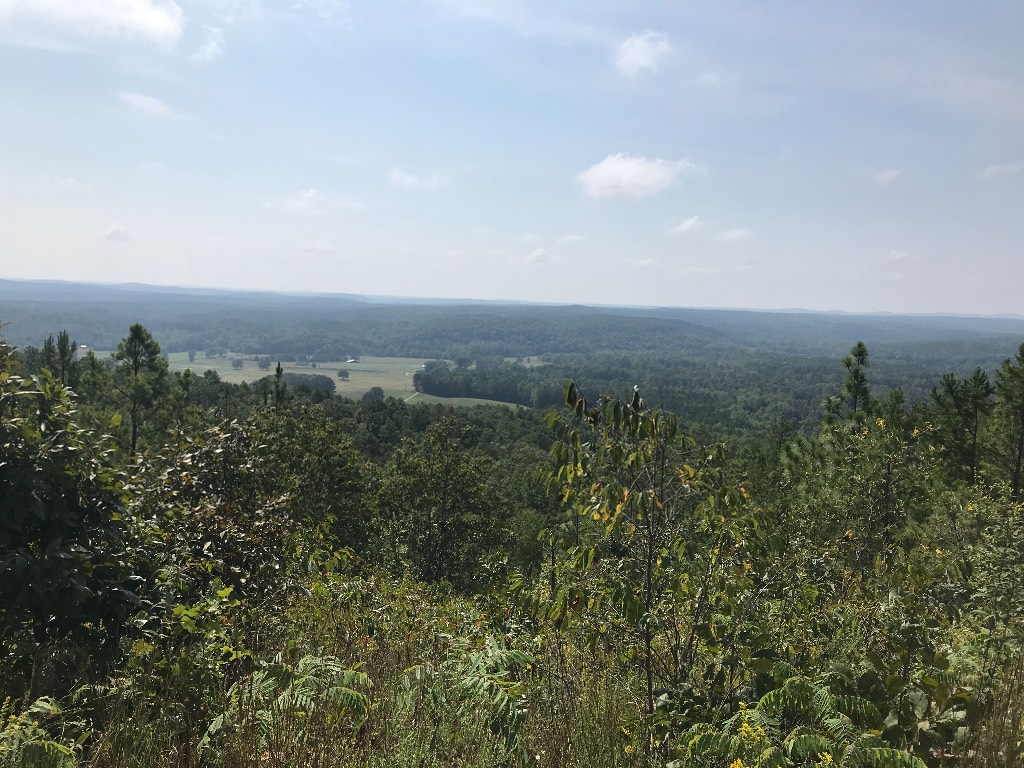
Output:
[
  {"xmin": 164, "ymin": 353, "xmax": 519, "ymax": 407},
  {"xmin": 167, "ymin": 353, "xmax": 423, "ymax": 396},
  {"xmin": 406, "ymin": 392, "xmax": 523, "ymax": 408}
]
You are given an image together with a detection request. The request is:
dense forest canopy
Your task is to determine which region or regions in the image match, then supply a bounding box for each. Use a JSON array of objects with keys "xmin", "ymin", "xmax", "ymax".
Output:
[
  {"xmin": 6, "ymin": 279, "xmax": 1024, "ymax": 439},
  {"xmin": 2, "ymin": 289, "xmax": 1024, "ymax": 766},
  {"xmin": 4, "ymin": 280, "xmax": 1024, "ymax": 357}
]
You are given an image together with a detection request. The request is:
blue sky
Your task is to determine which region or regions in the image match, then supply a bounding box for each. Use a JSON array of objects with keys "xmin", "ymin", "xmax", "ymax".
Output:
[{"xmin": 2, "ymin": 1, "xmax": 1023, "ymax": 313}]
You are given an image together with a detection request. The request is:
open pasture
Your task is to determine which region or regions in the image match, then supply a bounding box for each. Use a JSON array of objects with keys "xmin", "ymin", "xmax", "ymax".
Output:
[
  {"xmin": 167, "ymin": 353, "xmax": 424, "ymax": 397},
  {"xmin": 165, "ymin": 353, "xmax": 520, "ymax": 407}
]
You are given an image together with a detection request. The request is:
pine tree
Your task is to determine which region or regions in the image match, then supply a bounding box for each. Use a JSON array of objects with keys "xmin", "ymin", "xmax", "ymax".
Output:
[
  {"xmin": 992, "ymin": 344, "xmax": 1024, "ymax": 500},
  {"xmin": 843, "ymin": 340, "xmax": 870, "ymax": 416},
  {"xmin": 56, "ymin": 329, "xmax": 77, "ymax": 386},
  {"xmin": 114, "ymin": 323, "xmax": 169, "ymax": 453}
]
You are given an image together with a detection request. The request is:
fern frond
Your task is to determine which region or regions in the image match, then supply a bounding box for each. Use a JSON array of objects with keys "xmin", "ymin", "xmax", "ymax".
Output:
[
  {"xmin": 745, "ymin": 707, "xmax": 783, "ymax": 742},
  {"xmin": 812, "ymin": 684, "xmax": 838, "ymax": 722},
  {"xmin": 832, "ymin": 695, "xmax": 880, "ymax": 726},
  {"xmin": 820, "ymin": 667, "xmax": 856, "ymax": 693},
  {"xmin": 823, "ymin": 715, "xmax": 859, "ymax": 746},
  {"xmin": 759, "ymin": 676, "xmax": 816, "ymax": 718},
  {"xmin": 785, "ymin": 732, "xmax": 830, "ymax": 761},
  {"xmin": 324, "ymin": 686, "xmax": 370, "ymax": 724},
  {"xmin": 856, "ymin": 747, "xmax": 927, "ymax": 768},
  {"xmin": 755, "ymin": 745, "xmax": 790, "ymax": 768},
  {"xmin": 18, "ymin": 741, "xmax": 77, "ymax": 768},
  {"xmin": 686, "ymin": 731, "xmax": 741, "ymax": 759},
  {"xmin": 771, "ymin": 661, "xmax": 798, "ymax": 681}
]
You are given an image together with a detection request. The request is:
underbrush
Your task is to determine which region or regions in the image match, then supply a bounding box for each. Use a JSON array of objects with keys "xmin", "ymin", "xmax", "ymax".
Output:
[{"xmin": 1, "ymin": 573, "xmax": 658, "ymax": 768}]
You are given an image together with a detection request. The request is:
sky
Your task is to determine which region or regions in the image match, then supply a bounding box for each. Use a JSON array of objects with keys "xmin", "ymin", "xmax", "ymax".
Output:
[{"xmin": 1, "ymin": 1, "xmax": 1023, "ymax": 314}]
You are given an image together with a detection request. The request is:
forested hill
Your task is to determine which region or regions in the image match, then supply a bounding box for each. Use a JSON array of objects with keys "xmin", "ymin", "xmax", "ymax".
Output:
[
  {"xmin": 8, "ymin": 279, "xmax": 1024, "ymax": 437},
  {"xmin": 3, "ymin": 279, "xmax": 1024, "ymax": 360}
]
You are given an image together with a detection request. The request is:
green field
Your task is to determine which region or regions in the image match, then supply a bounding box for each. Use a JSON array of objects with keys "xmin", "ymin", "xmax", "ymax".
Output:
[
  {"xmin": 165, "ymin": 353, "xmax": 520, "ymax": 407},
  {"xmin": 406, "ymin": 392, "xmax": 524, "ymax": 408}
]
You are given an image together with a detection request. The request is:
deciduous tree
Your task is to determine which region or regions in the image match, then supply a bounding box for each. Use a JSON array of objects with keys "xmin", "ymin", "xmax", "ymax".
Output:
[
  {"xmin": 373, "ymin": 418, "xmax": 495, "ymax": 587},
  {"xmin": 536, "ymin": 382, "xmax": 751, "ymax": 718},
  {"xmin": 0, "ymin": 365, "xmax": 135, "ymax": 660}
]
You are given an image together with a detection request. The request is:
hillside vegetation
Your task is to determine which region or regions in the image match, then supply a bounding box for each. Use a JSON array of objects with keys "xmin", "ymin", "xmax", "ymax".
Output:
[{"xmin": 2, "ymin": 309, "xmax": 1024, "ymax": 767}]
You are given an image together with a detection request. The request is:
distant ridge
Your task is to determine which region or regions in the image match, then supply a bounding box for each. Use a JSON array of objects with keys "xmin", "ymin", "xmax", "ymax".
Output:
[
  {"xmin": 3, "ymin": 278, "xmax": 1023, "ymax": 320},
  {"xmin": 3, "ymin": 278, "xmax": 1024, "ymax": 356},
  {"xmin": 0, "ymin": 278, "xmax": 547, "ymax": 308}
]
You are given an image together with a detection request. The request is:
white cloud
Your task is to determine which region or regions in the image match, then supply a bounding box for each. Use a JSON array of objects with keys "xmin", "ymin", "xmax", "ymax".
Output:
[
  {"xmin": 272, "ymin": 188, "xmax": 365, "ymax": 217},
  {"xmin": 288, "ymin": 0, "xmax": 349, "ymax": 22},
  {"xmin": 977, "ymin": 162, "xmax": 1024, "ymax": 180},
  {"xmin": 681, "ymin": 266, "xmax": 717, "ymax": 276},
  {"xmin": 191, "ymin": 26, "xmax": 224, "ymax": 64},
  {"xmin": 390, "ymin": 168, "xmax": 450, "ymax": 190},
  {"xmin": 437, "ymin": 0, "xmax": 508, "ymax": 24},
  {"xmin": 626, "ymin": 256, "xmax": 657, "ymax": 268},
  {"xmin": 929, "ymin": 70, "xmax": 1024, "ymax": 130},
  {"xmin": 860, "ymin": 168, "xmax": 901, "ymax": 186},
  {"xmin": 887, "ymin": 249, "xmax": 909, "ymax": 262},
  {"xmin": 526, "ymin": 247, "xmax": 549, "ymax": 263},
  {"xmin": 0, "ymin": 0, "xmax": 184, "ymax": 48},
  {"xmin": 730, "ymin": 264, "xmax": 758, "ymax": 275},
  {"xmin": 102, "ymin": 223, "xmax": 132, "ymax": 242},
  {"xmin": 717, "ymin": 228, "xmax": 752, "ymax": 243},
  {"xmin": 693, "ymin": 68, "xmax": 735, "ymax": 88},
  {"xmin": 557, "ymin": 234, "xmax": 584, "ymax": 244},
  {"xmin": 118, "ymin": 91, "xmax": 181, "ymax": 120},
  {"xmin": 615, "ymin": 30, "xmax": 671, "ymax": 77},
  {"xmin": 279, "ymin": 188, "xmax": 328, "ymax": 216},
  {"xmin": 52, "ymin": 176, "xmax": 88, "ymax": 190},
  {"xmin": 668, "ymin": 216, "xmax": 750, "ymax": 242},
  {"xmin": 436, "ymin": 0, "xmax": 605, "ymax": 46},
  {"xmin": 303, "ymin": 238, "xmax": 336, "ymax": 254},
  {"xmin": 578, "ymin": 153, "xmax": 698, "ymax": 199},
  {"xmin": 669, "ymin": 215, "xmax": 703, "ymax": 235}
]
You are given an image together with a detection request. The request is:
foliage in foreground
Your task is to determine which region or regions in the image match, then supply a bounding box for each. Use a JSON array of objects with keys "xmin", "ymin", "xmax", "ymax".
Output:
[{"xmin": 2, "ymin": 328, "xmax": 1024, "ymax": 766}]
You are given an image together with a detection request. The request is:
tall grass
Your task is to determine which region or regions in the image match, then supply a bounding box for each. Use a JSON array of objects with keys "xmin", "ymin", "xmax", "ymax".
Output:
[{"xmin": 964, "ymin": 644, "xmax": 1024, "ymax": 768}]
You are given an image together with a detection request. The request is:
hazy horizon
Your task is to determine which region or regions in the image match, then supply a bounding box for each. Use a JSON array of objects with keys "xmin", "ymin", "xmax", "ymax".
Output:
[
  {"xmin": 2, "ymin": 2, "xmax": 1022, "ymax": 314},
  {"xmin": 7, "ymin": 275, "xmax": 1024, "ymax": 323}
]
